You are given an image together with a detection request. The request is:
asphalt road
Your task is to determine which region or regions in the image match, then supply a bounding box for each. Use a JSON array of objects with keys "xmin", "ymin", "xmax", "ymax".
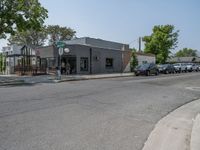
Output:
[{"xmin": 0, "ymin": 73, "xmax": 200, "ymax": 150}]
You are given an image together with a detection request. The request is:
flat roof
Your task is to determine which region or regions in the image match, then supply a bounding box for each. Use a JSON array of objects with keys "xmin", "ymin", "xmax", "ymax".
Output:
[{"xmin": 135, "ymin": 52, "xmax": 155, "ymax": 57}]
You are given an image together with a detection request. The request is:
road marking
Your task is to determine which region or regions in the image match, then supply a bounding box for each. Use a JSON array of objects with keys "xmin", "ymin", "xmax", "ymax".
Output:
[{"xmin": 186, "ymin": 87, "xmax": 200, "ymax": 91}]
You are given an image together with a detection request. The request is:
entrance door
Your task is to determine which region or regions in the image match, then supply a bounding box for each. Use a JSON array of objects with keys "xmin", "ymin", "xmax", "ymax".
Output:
[{"xmin": 61, "ymin": 56, "xmax": 76, "ymax": 74}]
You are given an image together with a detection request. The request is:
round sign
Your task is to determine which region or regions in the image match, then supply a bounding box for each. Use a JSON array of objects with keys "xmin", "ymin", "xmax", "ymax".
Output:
[
  {"xmin": 64, "ymin": 48, "xmax": 70, "ymax": 53},
  {"xmin": 59, "ymin": 48, "xmax": 63, "ymax": 55}
]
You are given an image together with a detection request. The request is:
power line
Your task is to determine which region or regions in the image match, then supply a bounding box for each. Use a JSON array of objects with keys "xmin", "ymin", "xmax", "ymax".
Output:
[{"xmin": 128, "ymin": 38, "xmax": 138, "ymax": 45}]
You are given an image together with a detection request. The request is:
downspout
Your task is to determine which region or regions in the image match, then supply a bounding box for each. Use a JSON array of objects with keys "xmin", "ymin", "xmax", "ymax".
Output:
[{"xmin": 89, "ymin": 48, "xmax": 92, "ymax": 74}]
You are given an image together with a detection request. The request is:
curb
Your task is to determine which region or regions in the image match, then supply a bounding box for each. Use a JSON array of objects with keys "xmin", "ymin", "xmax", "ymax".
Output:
[
  {"xmin": 0, "ymin": 80, "xmax": 28, "ymax": 86},
  {"xmin": 53, "ymin": 74, "xmax": 135, "ymax": 83},
  {"xmin": 190, "ymin": 114, "xmax": 200, "ymax": 150},
  {"xmin": 142, "ymin": 99, "xmax": 200, "ymax": 150}
]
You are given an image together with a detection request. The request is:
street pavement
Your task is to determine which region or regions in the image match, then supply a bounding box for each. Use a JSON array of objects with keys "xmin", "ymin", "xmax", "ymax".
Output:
[{"xmin": 0, "ymin": 73, "xmax": 200, "ymax": 150}]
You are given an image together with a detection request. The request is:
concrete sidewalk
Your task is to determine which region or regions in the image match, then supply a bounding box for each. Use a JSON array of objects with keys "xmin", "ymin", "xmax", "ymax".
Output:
[
  {"xmin": 0, "ymin": 75, "xmax": 54, "ymax": 86},
  {"xmin": 191, "ymin": 114, "xmax": 200, "ymax": 150},
  {"xmin": 142, "ymin": 99, "xmax": 200, "ymax": 150},
  {"xmin": 0, "ymin": 73, "xmax": 135, "ymax": 85},
  {"xmin": 54, "ymin": 72, "xmax": 135, "ymax": 83}
]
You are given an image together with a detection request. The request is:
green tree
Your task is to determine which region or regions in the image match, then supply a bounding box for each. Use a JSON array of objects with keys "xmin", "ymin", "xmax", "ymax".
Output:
[
  {"xmin": 8, "ymin": 25, "xmax": 77, "ymax": 47},
  {"xmin": 175, "ymin": 48, "xmax": 197, "ymax": 57},
  {"xmin": 0, "ymin": 0, "xmax": 48, "ymax": 38},
  {"xmin": 46, "ymin": 25, "xmax": 76, "ymax": 44},
  {"xmin": 8, "ymin": 27, "xmax": 47, "ymax": 47},
  {"xmin": 130, "ymin": 48, "xmax": 138, "ymax": 71},
  {"xmin": 143, "ymin": 25, "xmax": 179, "ymax": 64},
  {"xmin": 0, "ymin": 53, "xmax": 6, "ymax": 73}
]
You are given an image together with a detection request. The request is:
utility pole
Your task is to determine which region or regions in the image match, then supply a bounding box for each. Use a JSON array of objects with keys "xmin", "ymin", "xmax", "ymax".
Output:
[{"xmin": 139, "ymin": 37, "xmax": 142, "ymax": 52}]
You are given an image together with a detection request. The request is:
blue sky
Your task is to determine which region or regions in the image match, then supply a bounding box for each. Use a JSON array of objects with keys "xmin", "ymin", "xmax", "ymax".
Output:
[{"xmin": 1, "ymin": 0, "xmax": 200, "ymax": 54}]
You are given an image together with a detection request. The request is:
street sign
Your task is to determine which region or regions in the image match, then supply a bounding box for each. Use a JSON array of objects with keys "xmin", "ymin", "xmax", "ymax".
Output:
[
  {"xmin": 59, "ymin": 48, "xmax": 63, "ymax": 55},
  {"xmin": 56, "ymin": 41, "xmax": 65, "ymax": 48}
]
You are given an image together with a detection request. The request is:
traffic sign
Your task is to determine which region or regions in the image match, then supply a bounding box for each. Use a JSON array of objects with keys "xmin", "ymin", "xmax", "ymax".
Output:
[
  {"xmin": 56, "ymin": 41, "xmax": 65, "ymax": 48},
  {"xmin": 59, "ymin": 48, "xmax": 63, "ymax": 55}
]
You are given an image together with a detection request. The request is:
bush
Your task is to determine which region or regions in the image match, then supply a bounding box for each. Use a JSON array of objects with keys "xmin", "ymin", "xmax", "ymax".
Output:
[{"xmin": 131, "ymin": 52, "xmax": 138, "ymax": 72}]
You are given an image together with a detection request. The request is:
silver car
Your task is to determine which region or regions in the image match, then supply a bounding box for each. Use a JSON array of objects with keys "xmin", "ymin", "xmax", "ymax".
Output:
[
  {"xmin": 173, "ymin": 63, "xmax": 187, "ymax": 73},
  {"xmin": 186, "ymin": 63, "xmax": 194, "ymax": 72}
]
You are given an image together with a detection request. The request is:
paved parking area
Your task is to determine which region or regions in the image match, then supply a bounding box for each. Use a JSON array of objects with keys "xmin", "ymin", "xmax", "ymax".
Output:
[{"xmin": 0, "ymin": 73, "xmax": 200, "ymax": 150}]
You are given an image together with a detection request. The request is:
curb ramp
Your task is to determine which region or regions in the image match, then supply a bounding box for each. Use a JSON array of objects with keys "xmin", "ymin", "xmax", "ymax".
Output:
[
  {"xmin": 190, "ymin": 114, "xmax": 200, "ymax": 150},
  {"xmin": 142, "ymin": 99, "xmax": 200, "ymax": 150}
]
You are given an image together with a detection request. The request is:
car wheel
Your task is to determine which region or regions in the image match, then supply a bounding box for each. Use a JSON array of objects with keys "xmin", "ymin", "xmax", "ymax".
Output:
[{"xmin": 155, "ymin": 70, "xmax": 159, "ymax": 76}]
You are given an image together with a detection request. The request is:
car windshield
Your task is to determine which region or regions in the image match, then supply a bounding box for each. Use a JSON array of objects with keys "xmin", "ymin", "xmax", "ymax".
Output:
[
  {"xmin": 174, "ymin": 64, "xmax": 180, "ymax": 66},
  {"xmin": 137, "ymin": 64, "xmax": 150, "ymax": 69}
]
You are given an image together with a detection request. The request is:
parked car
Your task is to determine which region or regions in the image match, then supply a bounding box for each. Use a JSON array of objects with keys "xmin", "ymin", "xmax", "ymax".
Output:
[
  {"xmin": 185, "ymin": 63, "xmax": 196, "ymax": 72},
  {"xmin": 158, "ymin": 64, "xmax": 176, "ymax": 74},
  {"xmin": 134, "ymin": 63, "xmax": 159, "ymax": 76},
  {"xmin": 186, "ymin": 63, "xmax": 195, "ymax": 72},
  {"xmin": 181, "ymin": 63, "xmax": 188, "ymax": 72},
  {"xmin": 173, "ymin": 63, "xmax": 187, "ymax": 73},
  {"xmin": 194, "ymin": 64, "xmax": 200, "ymax": 72},
  {"xmin": 173, "ymin": 63, "xmax": 181, "ymax": 73},
  {"xmin": 197, "ymin": 64, "xmax": 200, "ymax": 71}
]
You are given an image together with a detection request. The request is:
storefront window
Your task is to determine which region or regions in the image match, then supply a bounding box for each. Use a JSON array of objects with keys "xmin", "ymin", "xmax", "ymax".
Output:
[
  {"xmin": 48, "ymin": 58, "xmax": 56, "ymax": 68},
  {"xmin": 142, "ymin": 61, "xmax": 148, "ymax": 64},
  {"xmin": 106, "ymin": 58, "xmax": 113, "ymax": 68},
  {"xmin": 80, "ymin": 57, "xmax": 88, "ymax": 71},
  {"xmin": 41, "ymin": 59, "xmax": 47, "ymax": 68}
]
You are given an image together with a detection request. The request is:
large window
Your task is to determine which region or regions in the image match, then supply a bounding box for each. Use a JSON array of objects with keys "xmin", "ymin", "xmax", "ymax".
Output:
[
  {"xmin": 106, "ymin": 58, "xmax": 113, "ymax": 68},
  {"xmin": 80, "ymin": 57, "xmax": 88, "ymax": 71},
  {"xmin": 48, "ymin": 58, "xmax": 56, "ymax": 68},
  {"xmin": 142, "ymin": 61, "xmax": 148, "ymax": 64}
]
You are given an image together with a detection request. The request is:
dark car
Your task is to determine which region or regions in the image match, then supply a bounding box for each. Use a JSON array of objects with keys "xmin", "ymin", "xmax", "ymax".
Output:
[
  {"xmin": 134, "ymin": 63, "xmax": 159, "ymax": 76},
  {"xmin": 158, "ymin": 64, "xmax": 176, "ymax": 74}
]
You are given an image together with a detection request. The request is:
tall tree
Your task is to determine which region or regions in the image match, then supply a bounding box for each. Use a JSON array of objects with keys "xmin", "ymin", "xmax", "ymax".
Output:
[
  {"xmin": 0, "ymin": 0, "xmax": 48, "ymax": 38},
  {"xmin": 143, "ymin": 25, "xmax": 179, "ymax": 64},
  {"xmin": 8, "ymin": 27, "xmax": 47, "ymax": 47},
  {"xmin": 0, "ymin": 53, "xmax": 6, "ymax": 73},
  {"xmin": 46, "ymin": 25, "xmax": 76, "ymax": 45},
  {"xmin": 175, "ymin": 48, "xmax": 197, "ymax": 57}
]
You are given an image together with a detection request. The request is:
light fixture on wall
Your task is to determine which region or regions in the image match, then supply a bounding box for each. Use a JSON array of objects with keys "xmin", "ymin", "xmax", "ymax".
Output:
[
  {"xmin": 94, "ymin": 56, "xmax": 100, "ymax": 61},
  {"xmin": 64, "ymin": 48, "xmax": 70, "ymax": 53}
]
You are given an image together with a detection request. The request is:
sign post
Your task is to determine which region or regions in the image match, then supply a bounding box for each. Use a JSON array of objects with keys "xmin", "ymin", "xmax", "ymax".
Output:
[
  {"xmin": 58, "ymin": 47, "xmax": 64, "ymax": 79},
  {"xmin": 56, "ymin": 41, "xmax": 65, "ymax": 80},
  {"xmin": 55, "ymin": 42, "xmax": 70, "ymax": 79}
]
